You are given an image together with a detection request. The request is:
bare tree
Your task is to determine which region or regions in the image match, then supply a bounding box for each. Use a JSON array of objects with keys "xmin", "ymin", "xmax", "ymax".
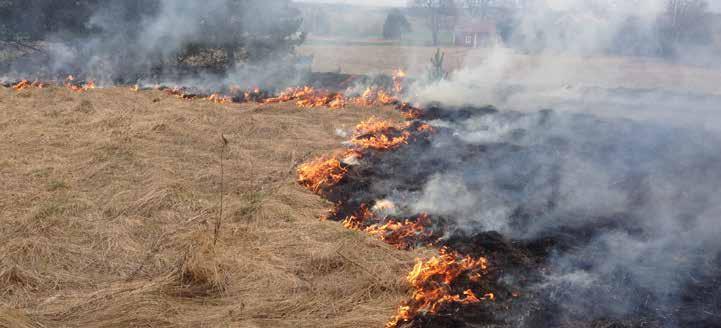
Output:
[
  {"xmin": 464, "ymin": 0, "xmax": 492, "ymax": 17},
  {"xmin": 410, "ymin": 0, "xmax": 458, "ymax": 46},
  {"xmin": 662, "ymin": 0, "xmax": 711, "ymax": 44}
]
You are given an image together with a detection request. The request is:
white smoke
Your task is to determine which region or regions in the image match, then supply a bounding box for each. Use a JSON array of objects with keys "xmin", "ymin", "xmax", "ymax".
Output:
[
  {"xmin": 6, "ymin": 0, "xmax": 304, "ymax": 88},
  {"xmin": 407, "ymin": 0, "xmax": 721, "ymax": 130}
]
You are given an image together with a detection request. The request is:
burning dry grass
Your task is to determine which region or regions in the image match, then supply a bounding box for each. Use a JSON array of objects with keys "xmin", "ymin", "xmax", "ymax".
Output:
[
  {"xmin": 0, "ymin": 84, "xmax": 417, "ymax": 327},
  {"xmin": 265, "ymin": 86, "xmax": 347, "ymax": 109},
  {"xmin": 352, "ymin": 117, "xmax": 411, "ymax": 151},
  {"xmin": 297, "ymin": 152, "xmax": 352, "ymax": 194},
  {"xmin": 293, "ymin": 100, "xmax": 501, "ymax": 327},
  {"xmin": 386, "ymin": 249, "xmax": 492, "ymax": 328}
]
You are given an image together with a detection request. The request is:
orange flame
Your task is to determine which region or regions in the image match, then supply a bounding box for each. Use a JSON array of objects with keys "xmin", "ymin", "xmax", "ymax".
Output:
[
  {"xmin": 354, "ymin": 87, "xmax": 398, "ymax": 107},
  {"xmin": 341, "ymin": 204, "xmax": 376, "ymax": 230},
  {"xmin": 297, "ymin": 152, "xmax": 355, "ymax": 194},
  {"xmin": 164, "ymin": 87, "xmax": 195, "ymax": 100},
  {"xmin": 64, "ymin": 76, "xmax": 96, "ymax": 93},
  {"xmin": 12, "ymin": 80, "xmax": 46, "ymax": 91},
  {"xmin": 12, "ymin": 80, "xmax": 30, "ymax": 91},
  {"xmin": 364, "ymin": 213, "xmax": 433, "ymax": 250},
  {"xmin": 386, "ymin": 249, "xmax": 491, "ymax": 328},
  {"xmin": 207, "ymin": 93, "xmax": 232, "ymax": 104},
  {"xmin": 265, "ymin": 87, "xmax": 346, "ymax": 109},
  {"xmin": 351, "ymin": 117, "xmax": 411, "ymax": 151},
  {"xmin": 264, "ymin": 84, "xmax": 403, "ymax": 110}
]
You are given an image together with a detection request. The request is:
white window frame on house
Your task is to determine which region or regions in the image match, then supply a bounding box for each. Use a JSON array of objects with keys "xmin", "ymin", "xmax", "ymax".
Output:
[{"xmin": 465, "ymin": 34, "xmax": 473, "ymax": 44}]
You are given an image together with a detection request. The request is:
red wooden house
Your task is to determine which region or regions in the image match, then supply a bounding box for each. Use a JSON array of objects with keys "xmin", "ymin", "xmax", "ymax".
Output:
[{"xmin": 453, "ymin": 20, "xmax": 498, "ymax": 48}]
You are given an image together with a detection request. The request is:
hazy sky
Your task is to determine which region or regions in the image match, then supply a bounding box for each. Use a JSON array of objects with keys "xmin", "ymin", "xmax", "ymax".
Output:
[
  {"xmin": 295, "ymin": 0, "xmax": 721, "ymax": 11},
  {"xmin": 295, "ymin": 0, "xmax": 406, "ymax": 7}
]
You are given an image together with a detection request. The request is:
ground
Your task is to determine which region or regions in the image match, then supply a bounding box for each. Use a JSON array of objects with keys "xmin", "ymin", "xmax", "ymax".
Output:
[{"xmin": 0, "ymin": 86, "xmax": 423, "ymax": 328}]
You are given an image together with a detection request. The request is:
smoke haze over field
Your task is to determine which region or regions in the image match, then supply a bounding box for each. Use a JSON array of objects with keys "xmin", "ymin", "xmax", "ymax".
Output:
[
  {"xmin": 2, "ymin": 0, "xmax": 304, "ymax": 88},
  {"xmin": 403, "ymin": 0, "xmax": 721, "ymax": 130}
]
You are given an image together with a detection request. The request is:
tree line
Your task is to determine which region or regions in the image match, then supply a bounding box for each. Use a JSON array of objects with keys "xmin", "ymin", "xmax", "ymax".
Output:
[
  {"xmin": 0, "ymin": 0, "xmax": 304, "ymax": 75},
  {"xmin": 380, "ymin": 0, "xmax": 715, "ymax": 57}
]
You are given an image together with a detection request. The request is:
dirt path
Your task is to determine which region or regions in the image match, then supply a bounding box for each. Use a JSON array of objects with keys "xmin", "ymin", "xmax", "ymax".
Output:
[{"xmin": 0, "ymin": 86, "xmax": 416, "ymax": 328}]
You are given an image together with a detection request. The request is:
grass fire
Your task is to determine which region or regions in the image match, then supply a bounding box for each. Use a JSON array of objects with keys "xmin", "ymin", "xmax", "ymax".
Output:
[{"xmin": 3, "ymin": 0, "xmax": 721, "ymax": 327}]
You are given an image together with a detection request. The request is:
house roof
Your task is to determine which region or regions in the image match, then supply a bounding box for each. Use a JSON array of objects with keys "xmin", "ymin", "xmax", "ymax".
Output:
[{"xmin": 455, "ymin": 19, "xmax": 497, "ymax": 34}]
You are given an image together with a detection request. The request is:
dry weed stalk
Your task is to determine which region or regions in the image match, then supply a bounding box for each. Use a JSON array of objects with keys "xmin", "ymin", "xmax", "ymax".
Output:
[{"xmin": 214, "ymin": 134, "xmax": 229, "ymax": 246}]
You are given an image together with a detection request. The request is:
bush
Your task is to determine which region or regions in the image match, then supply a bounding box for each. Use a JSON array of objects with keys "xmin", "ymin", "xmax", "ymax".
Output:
[{"xmin": 383, "ymin": 9, "xmax": 411, "ymax": 40}]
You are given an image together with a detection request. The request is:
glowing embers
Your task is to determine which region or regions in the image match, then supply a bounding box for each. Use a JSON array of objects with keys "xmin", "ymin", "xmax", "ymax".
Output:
[
  {"xmin": 386, "ymin": 249, "xmax": 493, "ymax": 328},
  {"xmin": 264, "ymin": 86, "xmax": 346, "ymax": 109},
  {"xmin": 64, "ymin": 75, "xmax": 95, "ymax": 93},
  {"xmin": 297, "ymin": 150, "xmax": 361, "ymax": 195}
]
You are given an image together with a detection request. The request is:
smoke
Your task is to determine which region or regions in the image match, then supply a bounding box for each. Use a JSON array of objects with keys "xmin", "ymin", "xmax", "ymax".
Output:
[
  {"xmin": 370, "ymin": 1, "xmax": 721, "ymax": 325},
  {"xmin": 3, "ymin": 0, "xmax": 305, "ymax": 89},
  {"xmin": 407, "ymin": 0, "xmax": 721, "ymax": 130},
  {"xmin": 360, "ymin": 107, "xmax": 721, "ymax": 325}
]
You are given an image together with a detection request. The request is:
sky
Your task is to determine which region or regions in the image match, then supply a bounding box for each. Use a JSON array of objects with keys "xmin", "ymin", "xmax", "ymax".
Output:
[
  {"xmin": 295, "ymin": 0, "xmax": 406, "ymax": 7},
  {"xmin": 295, "ymin": 0, "xmax": 721, "ymax": 12}
]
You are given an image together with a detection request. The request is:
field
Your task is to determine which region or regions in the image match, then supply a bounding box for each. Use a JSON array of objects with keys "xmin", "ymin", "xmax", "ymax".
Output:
[
  {"xmin": 3, "ymin": 43, "xmax": 721, "ymax": 328},
  {"xmin": 299, "ymin": 44, "xmax": 721, "ymax": 130},
  {"xmin": 298, "ymin": 44, "xmax": 721, "ymax": 95},
  {"xmin": 0, "ymin": 86, "xmax": 427, "ymax": 328}
]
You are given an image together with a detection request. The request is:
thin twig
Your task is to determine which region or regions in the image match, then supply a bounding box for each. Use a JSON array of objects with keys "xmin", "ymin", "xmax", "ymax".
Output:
[{"xmin": 214, "ymin": 134, "xmax": 229, "ymax": 246}]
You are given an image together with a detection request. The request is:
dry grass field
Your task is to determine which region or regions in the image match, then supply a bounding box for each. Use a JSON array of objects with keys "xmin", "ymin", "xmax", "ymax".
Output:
[{"xmin": 0, "ymin": 86, "xmax": 425, "ymax": 328}]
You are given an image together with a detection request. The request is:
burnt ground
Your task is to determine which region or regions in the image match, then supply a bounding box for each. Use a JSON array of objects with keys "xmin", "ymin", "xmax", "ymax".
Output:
[
  {"xmin": 0, "ymin": 85, "xmax": 425, "ymax": 328},
  {"xmin": 319, "ymin": 105, "xmax": 721, "ymax": 328}
]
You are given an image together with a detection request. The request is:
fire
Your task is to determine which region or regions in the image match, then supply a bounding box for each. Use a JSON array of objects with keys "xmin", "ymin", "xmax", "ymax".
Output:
[
  {"xmin": 12, "ymin": 80, "xmax": 30, "ymax": 91},
  {"xmin": 334, "ymin": 203, "xmax": 434, "ymax": 249},
  {"xmin": 297, "ymin": 152, "xmax": 354, "ymax": 194},
  {"xmin": 386, "ymin": 249, "xmax": 492, "ymax": 328},
  {"xmin": 265, "ymin": 86, "xmax": 346, "ymax": 109},
  {"xmin": 341, "ymin": 204, "xmax": 375, "ymax": 230},
  {"xmin": 354, "ymin": 87, "xmax": 398, "ymax": 107},
  {"xmin": 265, "ymin": 84, "xmax": 403, "ymax": 110},
  {"xmin": 207, "ymin": 93, "xmax": 232, "ymax": 104},
  {"xmin": 364, "ymin": 214, "xmax": 433, "ymax": 250},
  {"xmin": 12, "ymin": 80, "xmax": 44, "ymax": 91},
  {"xmin": 64, "ymin": 76, "xmax": 96, "ymax": 93},
  {"xmin": 397, "ymin": 102, "xmax": 424, "ymax": 120},
  {"xmin": 243, "ymin": 87, "xmax": 266, "ymax": 102},
  {"xmin": 351, "ymin": 117, "xmax": 411, "ymax": 151},
  {"xmin": 163, "ymin": 87, "xmax": 195, "ymax": 100},
  {"xmin": 415, "ymin": 123, "xmax": 435, "ymax": 133}
]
